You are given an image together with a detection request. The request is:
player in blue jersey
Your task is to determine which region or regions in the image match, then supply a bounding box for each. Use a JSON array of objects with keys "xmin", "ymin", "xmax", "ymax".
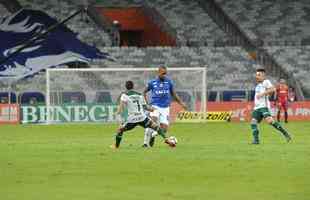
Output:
[
  {"xmin": 143, "ymin": 66, "xmax": 187, "ymax": 147},
  {"xmin": 112, "ymin": 80, "xmax": 176, "ymax": 149}
]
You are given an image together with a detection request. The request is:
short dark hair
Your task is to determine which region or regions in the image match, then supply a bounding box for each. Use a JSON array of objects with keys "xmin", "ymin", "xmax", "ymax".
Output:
[
  {"xmin": 159, "ymin": 66, "xmax": 167, "ymax": 70},
  {"xmin": 125, "ymin": 80, "xmax": 134, "ymax": 90},
  {"xmin": 256, "ymin": 68, "xmax": 266, "ymax": 73}
]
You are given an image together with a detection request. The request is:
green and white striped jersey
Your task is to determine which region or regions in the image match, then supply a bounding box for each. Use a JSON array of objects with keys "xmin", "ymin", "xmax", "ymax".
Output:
[
  {"xmin": 120, "ymin": 90, "xmax": 147, "ymax": 123},
  {"xmin": 254, "ymin": 79, "xmax": 273, "ymax": 110}
]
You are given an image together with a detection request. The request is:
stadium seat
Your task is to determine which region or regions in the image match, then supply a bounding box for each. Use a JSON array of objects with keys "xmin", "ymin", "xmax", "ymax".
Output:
[
  {"xmin": 2, "ymin": 1, "xmax": 302, "ymax": 99},
  {"xmin": 18, "ymin": 0, "xmax": 112, "ymax": 47},
  {"xmin": 96, "ymin": 46, "xmax": 261, "ymax": 91},
  {"xmin": 0, "ymin": 4, "xmax": 10, "ymax": 17},
  {"xmin": 215, "ymin": 0, "xmax": 310, "ymax": 45}
]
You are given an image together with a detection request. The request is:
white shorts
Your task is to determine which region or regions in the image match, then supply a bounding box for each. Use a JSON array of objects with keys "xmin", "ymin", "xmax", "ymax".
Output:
[{"xmin": 150, "ymin": 105, "xmax": 170, "ymax": 125}]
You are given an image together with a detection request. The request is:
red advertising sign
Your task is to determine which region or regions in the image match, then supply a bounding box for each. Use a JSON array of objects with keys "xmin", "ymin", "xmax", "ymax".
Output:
[
  {"xmin": 0, "ymin": 104, "xmax": 20, "ymax": 124},
  {"xmin": 171, "ymin": 101, "xmax": 310, "ymax": 122}
]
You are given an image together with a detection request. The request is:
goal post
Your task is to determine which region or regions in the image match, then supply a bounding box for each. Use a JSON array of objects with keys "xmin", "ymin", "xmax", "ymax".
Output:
[{"xmin": 46, "ymin": 67, "xmax": 207, "ymax": 124}]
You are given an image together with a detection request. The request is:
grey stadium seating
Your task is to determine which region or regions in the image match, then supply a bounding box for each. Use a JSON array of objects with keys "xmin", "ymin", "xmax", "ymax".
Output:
[{"xmin": 215, "ymin": 0, "xmax": 310, "ymax": 46}]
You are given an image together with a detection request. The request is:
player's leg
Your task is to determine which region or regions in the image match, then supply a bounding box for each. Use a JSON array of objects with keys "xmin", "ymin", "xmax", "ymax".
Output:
[
  {"xmin": 143, "ymin": 116, "xmax": 158, "ymax": 147},
  {"xmin": 143, "ymin": 126, "xmax": 151, "ymax": 147},
  {"xmin": 263, "ymin": 110, "xmax": 292, "ymax": 142},
  {"xmin": 159, "ymin": 123, "xmax": 169, "ymax": 137},
  {"xmin": 141, "ymin": 118, "xmax": 175, "ymax": 147},
  {"xmin": 277, "ymin": 103, "xmax": 281, "ymax": 122},
  {"xmin": 142, "ymin": 129, "xmax": 151, "ymax": 147},
  {"xmin": 113, "ymin": 123, "xmax": 136, "ymax": 148},
  {"xmin": 148, "ymin": 117, "xmax": 159, "ymax": 147},
  {"xmin": 283, "ymin": 102, "xmax": 288, "ymax": 123},
  {"xmin": 250, "ymin": 109, "xmax": 262, "ymax": 144},
  {"xmin": 251, "ymin": 119, "xmax": 259, "ymax": 144},
  {"xmin": 148, "ymin": 122, "xmax": 169, "ymax": 146},
  {"xmin": 143, "ymin": 109, "xmax": 159, "ymax": 147},
  {"xmin": 149, "ymin": 107, "xmax": 170, "ymax": 147}
]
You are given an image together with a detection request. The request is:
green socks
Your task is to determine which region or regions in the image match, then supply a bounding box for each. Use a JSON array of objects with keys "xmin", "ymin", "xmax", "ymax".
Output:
[
  {"xmin": 271, "ymin": 121, "xmax": 290, "ymax": 137},
  {"xmin": 115, "ymin": 133, "xmax": 123, "ymax": 147},
  {"xmin": 251, "ymin": 123, "xmax": 259, "ymax": 142},
  {"xmin": 157, "ymin": 128, "xmax": 167, "ymax": 139}
]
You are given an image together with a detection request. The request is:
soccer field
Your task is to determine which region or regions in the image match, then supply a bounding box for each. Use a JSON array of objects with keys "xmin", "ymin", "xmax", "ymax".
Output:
[{"xmin": 0, "ymin": 122, "xmax": 309, "ymax": 200}]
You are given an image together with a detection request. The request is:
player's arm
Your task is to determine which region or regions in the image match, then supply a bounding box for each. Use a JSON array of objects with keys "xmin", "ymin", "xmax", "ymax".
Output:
[
  {"xmin": 171, "ymin": 90, "xmax": 187, "ymax": 110},
  {"xmin": 116, "ymin": 93, "xmax": 127, "ymax": 115},
  {"xmin": 257, "ymin": 86, "xmax": 276, "ymax": 98},
  {"xmin": 143, "ymin": 104, "xmax": 155, "ymax": 112},
  {"xmin": 115, "ymin": 100, "xmax": 125, "ymax": 115},
  {"xmin": 143, "ymin": 84, "xmax": 151, "ymax": 104},
  {"xmin": 140, "ymin": 94, "xmax": 154, "ymax": 112},
  {"xmin": 265, "ymin": 86, "xmax": 276, "ymax": 96}
]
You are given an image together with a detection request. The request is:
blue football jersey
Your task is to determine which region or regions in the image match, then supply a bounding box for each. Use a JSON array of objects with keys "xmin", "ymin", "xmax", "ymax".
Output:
[{"xmin": 147, "ymin": 77, "xmax": 174, "ymax": 108}]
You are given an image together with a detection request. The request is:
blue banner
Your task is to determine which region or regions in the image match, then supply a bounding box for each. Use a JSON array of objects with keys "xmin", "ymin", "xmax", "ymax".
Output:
[{"xmin": 0, "ymin": 9, "xmax": 111, "ymax": 79}]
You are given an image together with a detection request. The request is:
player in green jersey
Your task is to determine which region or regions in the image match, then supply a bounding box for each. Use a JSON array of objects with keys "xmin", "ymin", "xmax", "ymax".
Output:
[{"xmin": 251, "ymin": 69, "xmax": 292, "ymax": 144}]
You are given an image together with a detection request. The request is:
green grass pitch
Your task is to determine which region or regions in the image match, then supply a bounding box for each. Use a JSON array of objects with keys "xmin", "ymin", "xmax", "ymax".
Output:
[{"xmin": 0, "ymin": 122, "xmax": 309, "ymax": 200}]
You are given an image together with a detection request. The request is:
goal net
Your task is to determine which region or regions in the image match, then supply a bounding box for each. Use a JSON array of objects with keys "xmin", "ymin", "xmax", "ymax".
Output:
[{"xmin": 46, "ymin": 67, "xmax": 207, "ymax": 124}]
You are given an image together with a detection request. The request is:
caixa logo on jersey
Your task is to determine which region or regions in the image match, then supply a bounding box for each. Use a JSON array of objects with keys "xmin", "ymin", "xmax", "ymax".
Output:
[
  {"xmin": 21, "ymin": 104, "xmax": 118, "ymax": 123},
  {"xmin": 154, "ymin": 90, "xmax": 169, "ymax": 95},
  {"xmin": 0, "ymin": 9, "xmax": 111, "ymax": 80}
]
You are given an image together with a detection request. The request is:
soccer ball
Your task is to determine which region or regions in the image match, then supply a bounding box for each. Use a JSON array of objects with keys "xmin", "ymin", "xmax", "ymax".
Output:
[{"xmin": 169, "ymin": 136, "xmax": 178, "ymax": 145}]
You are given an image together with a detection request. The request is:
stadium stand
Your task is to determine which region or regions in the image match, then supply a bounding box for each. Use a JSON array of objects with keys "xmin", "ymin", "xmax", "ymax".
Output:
[
  {"xmin": 18, "ymin": 0, "xmax": 112, "ymax": 46},
  {"xmin": 0, "ymin": 45, "xmax": 270, "ymax": 102},
  {"xmin": 145, "ymin": 0, "xmax": 231, "ymax": 46},
  {"xmin": 266, "ymin": 46, "xmax": 310, "ymax": 98},
  {"xmin": 98, "ymin": 46, "xmax": 265, "ymax": 91},
  {"xmin": 0, "ymin": 4, "xmax": 10, "ymax": 17},
  {"xmin": 215, "ymin": 0, "xmax": 310, "ymax": 46},
  {"xmin": 95, "ymin": 0, "xmax": 232, "ymax": 46},
  {"xmin": 0, "ymin": 0, "xmax": 308, "ymax": 101}
]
